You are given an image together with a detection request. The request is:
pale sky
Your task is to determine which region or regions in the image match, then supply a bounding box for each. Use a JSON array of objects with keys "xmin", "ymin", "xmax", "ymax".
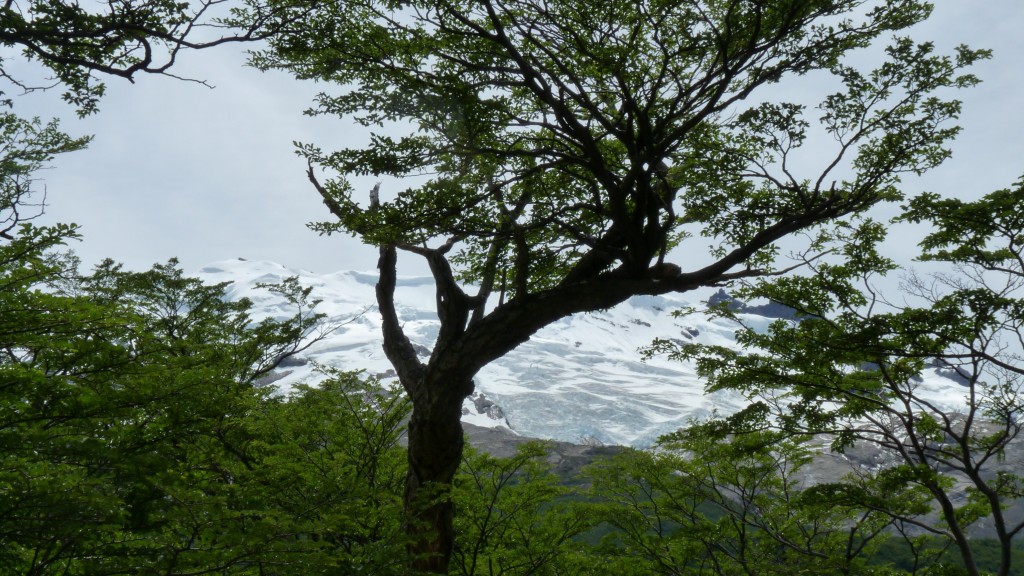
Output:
[{"xmin": 9, "ymin": 2, "xmax": 1024, "ymax": 276}]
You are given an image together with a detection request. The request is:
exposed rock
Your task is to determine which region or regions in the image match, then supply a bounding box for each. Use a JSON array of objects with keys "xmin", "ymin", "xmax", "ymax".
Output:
[
  {"xmin": 931, "ymin": 360, "xmax": 973, "ymax": 386},
  {"xmin": 462, "ymin": 422, "xmax": 624, "ymax": 484},
  {"xmin": 277, "ymin": 354, "xmax": 309, "ymax": 368},
  {"xmin": 473, "ymin": 393, "xmax": 495, "ymax": 413},
  {"xmin": 485, "ymin": 405, "xmax": 506, "ymax": 421},
  {"xmin": 473, "ymin": 393, "xmax": 507, "ymax": 422},
  {"xmin": 255, "ymin": 369, "xmax": 292, "ymax": 387},
  {"xmin": 707, "ymin": 288, "xmax": 799, "ymax": 320},
  {"xmin": 707, "ymin": 288, "xmax": 744, "ymax": 311}
]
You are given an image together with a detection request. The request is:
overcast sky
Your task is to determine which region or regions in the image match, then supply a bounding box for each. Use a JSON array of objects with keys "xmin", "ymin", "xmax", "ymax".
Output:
[{"xmin": 9, "ymin": 2, "xmax": 1024, "ymax": 277}]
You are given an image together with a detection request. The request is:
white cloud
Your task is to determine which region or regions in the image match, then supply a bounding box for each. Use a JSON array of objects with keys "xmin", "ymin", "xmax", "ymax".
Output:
[{"xmin": 11, "ymin": 2, "xmax": 1023, "ymax": 276}]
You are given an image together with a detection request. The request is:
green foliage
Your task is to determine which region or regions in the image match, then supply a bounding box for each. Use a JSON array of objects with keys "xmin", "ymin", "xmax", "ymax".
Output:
[
  {"xmin": 870, "ymin": 536, "xmax": 1024, "ymax": 575},
  {"xmin": 901, "ymin": 178, "xmax": 1024, "ymax": 270},
  {"xmin": 251, "ymin": 6, "xmax": 989, "ymax": 570},
  {"xmin": 0, "ymin": 113, "xmax": 90, "ymax": 239},
  {"xmin": 657, "ymin": 180, "xmax": 1024, "ymax": 576},
  {"xmin": 254, "ymin": 0, "xmax": 983, "ymax": 295},
  {"xmin": 7, "ymin": 214, "xmax": 1018, "ymax": 575},
  {"xmin": 3, "ymin": 2, "xmax": 1007, "ymax": 574},
  {"xmin": 583, "ymin": 427, "xmax": 896, "ymax": 575},
  {"xmin": 452, "ymin": 441, "xmax": 589, "ymax": 575},
  {"xmin": 244, "ymin": 371, "xmax": 411, "ymax": 574},
  {"xmin": 1, "ymin": 0, "xmax": 280, "ymax": 115},
  {"xmin": 0, "ymin": 219, "xmax": 414, "ymax": 573}
]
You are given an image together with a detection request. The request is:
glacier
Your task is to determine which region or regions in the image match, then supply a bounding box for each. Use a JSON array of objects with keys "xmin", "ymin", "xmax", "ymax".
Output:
[{"xmin": 197, "ymin": 258, "xmax": 972, "ymax": 447}]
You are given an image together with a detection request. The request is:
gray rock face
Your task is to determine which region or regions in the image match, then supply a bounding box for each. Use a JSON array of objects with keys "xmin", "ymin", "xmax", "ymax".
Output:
[
  {"xmin": 463, "ymin": 422, "xmax": 624, "ymax": 484},
  {"xmin": 707, "ymin": 288, "xmax": 800, "ymax": 319},
  {"xmin": 473, "ymin": 393, "xmax": 507, "ymax": 422}
]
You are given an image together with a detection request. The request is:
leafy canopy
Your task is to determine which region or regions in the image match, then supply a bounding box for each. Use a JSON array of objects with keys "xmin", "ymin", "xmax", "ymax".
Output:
[
  {"xmin": 256, "ymin": 0, "xmax": 983, "ymax": 302},
  {"xmin": 656, "ymin": 179, "xmax": 1024, "ymax": 576},
  {"xmin": 250, "ymin": 2, "xmax": 990, "ymax": 572},
  {"xmin": 1, "ymin": 0, "xmax": 294, "ymax": 114}
]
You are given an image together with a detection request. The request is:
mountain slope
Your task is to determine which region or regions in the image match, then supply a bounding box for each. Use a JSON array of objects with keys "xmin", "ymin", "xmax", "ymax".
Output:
[{"xmin": 197, "ymin": 259, "xmax": 970, "ymax": 447}]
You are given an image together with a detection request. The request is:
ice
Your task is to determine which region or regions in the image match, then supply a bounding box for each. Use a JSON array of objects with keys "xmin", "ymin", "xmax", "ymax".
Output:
[{"xmin": 195, "ymin": 259, "xmax": 973, "ymax": 447}]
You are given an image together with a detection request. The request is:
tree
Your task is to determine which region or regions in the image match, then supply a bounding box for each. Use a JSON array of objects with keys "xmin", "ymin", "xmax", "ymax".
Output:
[
  {"xmin": 665, "ymin": 181, "xmax": 1024, "ymax": 576},
  {"xmin": 584, "ymin": 427, "xmax": 903, "ymax": 576},
  {"xmin": 0, "ymin": 113, "xmax": 90, "ymax": 241},
  {"xmin": 1, "ymin": 0, "xmax": 299, "ymax": 115},
  {"xmin": 452, "ymin": 441, "xmax": 588, "ymax": 575},
  {"xmin": 0, "ymin": 249, "xmax": 329, "ymax": 572},
  {"xmin": 252, "ymin": 0, "xmax": 987, "ymax": 570},
  {"xmin": 175, "ymin": 370, "xmax": 411, "ymax": 575},
  {"xmin": 0, "ymin": 2, "xmax": 398, "ymax": 571}
]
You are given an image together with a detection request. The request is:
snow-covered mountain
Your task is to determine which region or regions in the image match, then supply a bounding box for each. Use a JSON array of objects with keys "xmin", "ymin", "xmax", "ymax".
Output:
[{"xmin": 196, "ymin": 258, "xmax": 970, "ymax": 447}]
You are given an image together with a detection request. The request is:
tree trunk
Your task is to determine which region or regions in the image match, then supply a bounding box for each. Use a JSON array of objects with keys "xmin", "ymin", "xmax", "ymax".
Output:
[{"xmin": 402, "ymin": 374, "xmax": 473, "ymax": 574}]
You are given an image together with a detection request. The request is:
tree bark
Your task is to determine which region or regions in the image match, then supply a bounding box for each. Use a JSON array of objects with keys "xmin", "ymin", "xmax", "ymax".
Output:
[
  {"xmin": 376, "ymin": 243, "xmax": 477, "ymax": 573},
  {"xmin": 402, "ymin": 374, "xmax": 474, "ymax": 573}
]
